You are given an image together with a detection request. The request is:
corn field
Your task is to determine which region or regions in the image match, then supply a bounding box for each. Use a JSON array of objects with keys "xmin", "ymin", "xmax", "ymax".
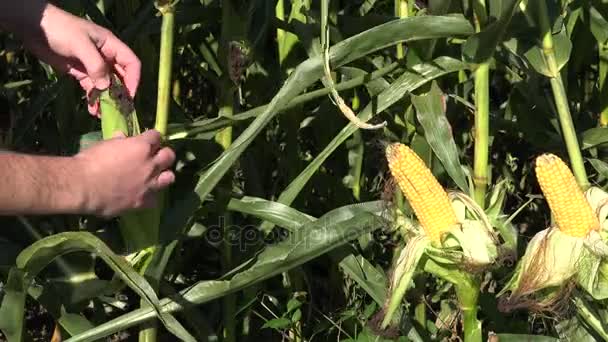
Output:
[{"xmin": 5, "ymin": 0, "xmax": 608, "ymax": 341}]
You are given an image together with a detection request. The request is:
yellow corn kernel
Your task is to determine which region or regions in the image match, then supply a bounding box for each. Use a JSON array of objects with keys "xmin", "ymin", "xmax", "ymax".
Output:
[
  {"xmin": 386, "ymin": 143, "xmax": 458, "ymax": 242},
  {"xmin": 535, "ymin": 154, "xmax": 598, "ymax": 237}
]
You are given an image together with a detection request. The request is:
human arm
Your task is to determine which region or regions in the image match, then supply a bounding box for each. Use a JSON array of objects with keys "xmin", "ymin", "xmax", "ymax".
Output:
[
  {"xmin": 0, "ymin": 0, "xmax": 141, "ymax": 115},
  {"xmin": 0, "ymin": 153, "xmax": 89, "ymax": 215},
  {"xmin": 0, "ymin": 130, "xmax": 176, "ymax": 217}
]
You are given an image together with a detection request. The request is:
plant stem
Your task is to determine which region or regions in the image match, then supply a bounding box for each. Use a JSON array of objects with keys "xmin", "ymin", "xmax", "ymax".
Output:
[
  {"xmin": 154, "ymin": 3, "xmax": 175, "ymax": 137},
  {"xmin": 423, "ymin": 260, "xmax": 481, "ymax": 342},
  {"xmin": 599, "ymin": 42, "xmax": 608, "ymax": 127},
  {"xmin": 141, "ymin": 2, "xmax": 175, "ymax": 342},
  {"xmin": 454, "ymin": 280, "xmax": 482, "ymax": 342},
  {"xmin": 217, "ymin": 1, "xmax": 243, "ymax": 340},
  {"xmin": 276, "ymin": 0, "xmax": 286, "ymax": 65},
  {"xmin": 218, "ymin": 87, "xmax": 236, "ymax": 342},
  {"xmin": 537, "ymin": 0, "xmax": 589, "ymax": 189},
  {"xmin": 473, "ymin": 63, "xmax": 489, "ymax": 207},
  {"xmin": 456, "ymin": 62, "xmax": 485, "ymax": 334},
  {"xmin": 472, "ymin": 0, "xmax": 489, "ymax": 207},
  {"xmin": 395, "ymin": 0, "xmax": 409, "ymax": 59}
]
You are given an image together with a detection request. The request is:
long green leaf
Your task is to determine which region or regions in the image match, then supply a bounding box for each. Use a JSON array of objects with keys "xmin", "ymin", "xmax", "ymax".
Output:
[
  {"xmin": 227, "ymin": 196, "xmax": 315, "ymax": 232},
  {"xmin": 338, "ymin": 254, "xmax": 387, "ymax": 306},
  {"xmin": 168, "ymin": 61, "xmax": 400, "ymax": 140},
  {"xmin": 462, "ymin": 0, "xmax": 522, "ymax": 63},
  {"xmin": 65, "ymin": 202, "xmax": 386, "ymax": 342},
  {"xmin": 229, "ymin": 197, "xmax": 389, "ymax": 306},
  {"xmin": 412, "ymin": 81, "xmax": 469, "ymax": 192},
  {"xmin": 0, "ymin": 232, "xmax": 194, "ymax": 342},
  {"xmin": 166, "ymin": 16, "xmax": 474, "ymax": 232},
  {"xmin": 260, "ymin": 56, "xmax": 468, "ymax": 232}
]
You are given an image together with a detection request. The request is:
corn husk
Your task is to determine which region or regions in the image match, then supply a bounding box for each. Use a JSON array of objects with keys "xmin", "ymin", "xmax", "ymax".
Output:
[
  {"xmin": 381, "ymin": 190, "xmax": 500, "ymax": 329},
  {"xmin": 500, "ymin": 186, "xmax": 608, "ymax": 308}
]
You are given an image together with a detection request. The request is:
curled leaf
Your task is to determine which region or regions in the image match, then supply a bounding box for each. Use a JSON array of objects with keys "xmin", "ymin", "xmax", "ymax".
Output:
[{"xmin": 322, "ymin": 21, "xmax": 386, "ymax": 130}]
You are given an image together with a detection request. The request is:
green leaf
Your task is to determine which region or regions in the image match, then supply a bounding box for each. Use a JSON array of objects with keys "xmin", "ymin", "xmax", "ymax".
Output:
[
  {"xmin": 291, "ymin": 308, "xmax": 302, "ymax": 322},
  {"xmin": 412, "ymin": 81, "xmax": 469, "ymax": 192},
  {"xmin": 577, "ymin": 254, "xmax": 608, "ymax": 300},
  {"xmin": 260, "ymin": 57, "xmax": 468, "ymax": 233},
  {"xmin": 0, "ymin": 268, "xmax": 27, "ymax": 341},
  {"xmin": 582, "ymin": 128, "xmax": 608, "ymax": 150},
  {"xmin": 568, "ymin": 296, "xmax": 608, "ymax": 341},
  {"xmin": 589, "ymin": 6, "xmax": 608, "ymax": 44},
  {"xmin": 524, "ymin": 29, "xmax": 572, "ymax": 77},
  {"xmin": 462, "ymin": 0, "xmax": 522, "ymax": 63},
  {"xmin": 496, "ymin": 334, "xmax": 559, "ymax": 342},
  {"xmin": 226, "ymin": 196, "xmax": 315, "ymax": 232},
  {"xmin": 173, "ymin": 16, "xmax": 473, "ymax": 235},
  {"xmin": 262, "ymin": 317, "xmax": 291, "ymax": 330},
  {"xmin": 338, "ymin": 254, "xmax": 387, "ymax": 306},
  {"xmin": 589, "ymin": 158, "xmax": 608, "ymax": 182},
  {"xmin": 4, "ymin": 232, "xmax": 194, "ymax": 342},
  {"xmin": 65, "ymin": 202, "xmax": 385, "ymax": 342},
  {"xmin": 381, "ymin": 236, "xmax": 429, "ymax": 329},
  {"xmin": 167, "ymin": 62, "xmax": 400, "ymax": 140},
  {"xmin": 286, "ymin": 298, "xmax": 302, "ymax": 313}
]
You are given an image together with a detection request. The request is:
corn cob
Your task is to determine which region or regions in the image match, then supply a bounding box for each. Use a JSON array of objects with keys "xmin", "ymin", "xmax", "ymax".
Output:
[
  {"xmin": 386, "ymin": 143, "xmax": 458, "ymax": 242},
  {"xmin": 535, "ymin": 154, "xmax": 598, "ymax": 237}
]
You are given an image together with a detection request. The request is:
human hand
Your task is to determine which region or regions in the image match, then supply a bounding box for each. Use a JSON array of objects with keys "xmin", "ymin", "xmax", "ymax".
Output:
[
  {"xmin": 20, "ymin": 3, "xmax": 141, "ymax": 116},
  {"xmin": 74, "ymin": 130, "xmax": 175, "ymax": 218}
]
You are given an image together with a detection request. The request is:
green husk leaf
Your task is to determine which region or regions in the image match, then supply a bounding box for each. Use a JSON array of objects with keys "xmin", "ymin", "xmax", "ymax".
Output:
[
  {"xmin": 442, "ymin": 220, "xmax": 498, "ymax": 266},
  {"xmin": 576, "ymin": 248, "xmax": 608, "ymax": 300},
  {"xmin": 98, "ymin": 79, "xmax": 161, "ymax": 254},
  {"xmin": 424, "ymin": 192, "xmax": 498, "ymax": 266},
  {"xmin": 381, "ymin": 236, "xmax": 429, "ymax": 329}
]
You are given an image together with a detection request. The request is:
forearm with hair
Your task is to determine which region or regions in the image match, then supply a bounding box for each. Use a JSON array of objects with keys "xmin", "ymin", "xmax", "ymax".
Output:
[{"xmin": 0, "ymin": 152, "xmax": 89, "ymax": 215}]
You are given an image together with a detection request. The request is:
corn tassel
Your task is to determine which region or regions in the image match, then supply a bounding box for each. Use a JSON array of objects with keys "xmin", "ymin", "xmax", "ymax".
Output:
[
  {"xmin": 386, "ymin": 143, "xmax": 458, "ymax": 242},
  {"xmin": 535, "ymin": 154, "xmax": 598, "ymax": 237}
]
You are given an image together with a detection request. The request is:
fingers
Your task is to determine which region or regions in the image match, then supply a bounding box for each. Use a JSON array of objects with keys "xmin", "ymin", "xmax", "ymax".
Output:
[
  {"xmin": 138, "ymin": 130, "xmax": 162, "ymax": 151},
  {"xmin": 150, "ymin": 170, "xmax": 176, "ymax": 192},
  {"xmin": 153, "ymin": 147, "xmax": 176, "ymax": 171},
  {"xmin": 72, "ymin": 38, "xmax": 111, "ymax": 90},
  {"xmin": 94, "ymin": 30, "xmax": 141, "ymax": 98}
]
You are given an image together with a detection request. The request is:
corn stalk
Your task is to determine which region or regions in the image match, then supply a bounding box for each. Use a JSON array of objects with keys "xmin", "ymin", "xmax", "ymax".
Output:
[
  {"xmin": 395, "ymin": 0, "xmax": 414, "ymax": 59},
  {"xmin": 138, "ymin": 1, "xmax": 176, "ymax": 341},
  {"xmin": 535, "ymin": 0, "xmax": 589, "ymax": 189},
  {"xmin": 472, "ymin": 0, "xmax": 490, "ymax": 208}
]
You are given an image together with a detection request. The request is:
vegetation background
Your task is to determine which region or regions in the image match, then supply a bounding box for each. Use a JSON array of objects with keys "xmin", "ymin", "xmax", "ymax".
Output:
[{"xmin": 1, "ymin": 0, "xmax": 608, "ymax": 341}]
